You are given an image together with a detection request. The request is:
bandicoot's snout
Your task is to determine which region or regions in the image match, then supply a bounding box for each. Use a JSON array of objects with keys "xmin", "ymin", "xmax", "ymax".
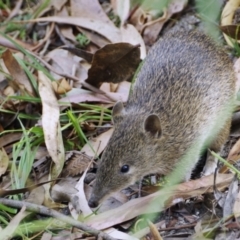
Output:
[{"xmin": 88, "ymin": 197, "xmax": 99, "ymax": 208}]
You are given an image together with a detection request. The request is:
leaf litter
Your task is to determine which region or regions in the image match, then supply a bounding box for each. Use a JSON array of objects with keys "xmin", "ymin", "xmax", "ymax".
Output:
[{"xmin": 0, "ymin": 0, "xmax": 240, "ymax": 240}]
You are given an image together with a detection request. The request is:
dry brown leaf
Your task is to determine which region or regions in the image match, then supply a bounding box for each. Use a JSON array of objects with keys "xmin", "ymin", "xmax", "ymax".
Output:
[
  {"xmin": 147, "ymin": 219, "xmax": 163, "ymax": 240},
  {"xmin": 0, "ymin": 36, "xmax": 35, "ymax": 51},
  {"xmin": 111, "ymin": 0, "xmax": 130, "ymax": 26},
  {"xmin": 70, "ymin": 170, "xmax": 137, "ymax": 240},
  {"xmin": 142, "ymin": 0, "xmax": 188, "ymax": 45},
  {"xmin": 52, "ymin": 78, "xmax": 72, "ymax": 95},
  {"xmin": 223, "ymin": 176, "xmax": 238, "ymax": 218},
  {"xmin": 26, "ymin": 186, "xmax": 45, "ymax": 205},
  {"xmin": 40, "ymin": 232, "xmax": 52, "ymax": 240},
  {"xmin": 3, "ymin": 86, "xmax": 14, "ymax": 96},
  {"xmin": 116, "ymin": 80, "xmax": 131, "ymax": 95},
  {"xmin": 51, "ymin": 179, "xmax": 78, "ymax": 203},
  {"xmin": 0, "ymin": 133, "xmax": 22, "ymax": 148},
  {"xmin": 221, "ymin": 25, "xmax": 240, "ymax": 40},
  {"xmin": 2, "ymin": 49, "xmax": 34, "ymax": 94},
  {"xmin": 121, "ymin": 24, "xmax": 146, "ymax": 59},
  {"xmin": 85, "ymin": 174, "xmax": 234, "ymax": 230},
  {"xmin": 100, "ymin": 83, "xmax": 112, "ymax": 93},
  {"xmin": 29, "ymin": 16, "xmax": 121, "ymax": 43},
  {"xmin": 70, "ymin": 0, "xmax": 114, "ymax": 26},
  {"xmin": 85, "ymin": 43, "xmax": 141, "ymax": 88},
  {"xmin": 59, "ymin": 89, "xmax": 113, "ymax": 104},
  {"xmin": 38, "ymin": 71, "xmax": 65, "ymax": 179},
  {"xmin": 63, "ymin": 152, "xmax": 93, "ymax": 176},
  {"xmin": 72, "ymin": 166, "xmax": 93, "ymax": 217},
  {"xmin": 233, "ymin": 189, "xmax": 240, "ymax": 218},
  {"xmin": 46, "ymin": 49, "xmax": 88, "ymax": 83},
  {"xmin": 51, "ymin": 0, "xmax": 67, "ymax": 11},
  {"xmin": 81, "ymin": 128, "xmax": 114, "ymax": 157},
  {"xmin": 104, "ymin": 91, "xmax": 129, "ymax": 102},
  {"xmin": 55, "ymin": 5, "xmax": 76, "ymax": 42},
  {"xmin": 221, "ymin": 0, "xmax": 240, "ymax": 47},
  {"xmin": 77, "ymin": 27, "xmax": 111, "ymax": 48},
  {"xmin": 129, "ymin": 7, "xmax": 150, "ymax": 33},
  {"xmin": 0, "ymin": 148, "xmax": 9, "ymax": 177},
  {"xmin": 0, "ymin": 180, "xmax": 53, "ymax": 198}
]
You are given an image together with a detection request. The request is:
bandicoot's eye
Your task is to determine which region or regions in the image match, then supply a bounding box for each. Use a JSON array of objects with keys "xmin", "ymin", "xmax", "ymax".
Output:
[{"xmin": 121, "ymin": 165, "xmax": 129, "ymax": 173}]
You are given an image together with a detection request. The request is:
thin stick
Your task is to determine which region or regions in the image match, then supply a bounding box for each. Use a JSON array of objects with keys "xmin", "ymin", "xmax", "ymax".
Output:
[{"xmin": 0, "ymin": 198, "xmax": 115, "ymax": 240}]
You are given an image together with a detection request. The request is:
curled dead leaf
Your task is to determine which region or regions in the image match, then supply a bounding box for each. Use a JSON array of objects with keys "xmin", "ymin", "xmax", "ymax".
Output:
[
  {"xmin": 221, "ymin": 0, "xmax": 240, "ymax": 47},
  {"xmin": 38, "ymin": 71, "xmax": 65, "ymax": 179},
  {"xmin": 85, "ymin": 43, "xmax": 141, "ymax": 88},
  {"xmin": 2, "ymin": 49, "xmax": 34, "ymax": 95},
  {"xmin": 0, "ymin": 148, "xmax": 9, "ymax": 177},
  {"xmin": 221, "ymin": 25, "xmax": 240, "ymax": 40},
  {"xmin": 63, "ymin": 151, "xmax": 93, "ymax": 177},
  {"xmin": 52, "ymin": 78, "xmax": 72, "ymax": 95}
]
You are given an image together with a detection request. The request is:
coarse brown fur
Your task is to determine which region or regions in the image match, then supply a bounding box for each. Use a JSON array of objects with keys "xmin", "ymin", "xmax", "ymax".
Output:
[{"xmin": 88, "ymin": 31, "xmax": 236, "ymax": 208}]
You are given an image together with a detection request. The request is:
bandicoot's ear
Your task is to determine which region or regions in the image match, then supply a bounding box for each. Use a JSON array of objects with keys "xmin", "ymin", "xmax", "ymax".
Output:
[
  {"xmin": 112, "ymin": 101, "xmax": 125, "ymax": 122},
  {"xmin": 144, "ymin": 114, "xmax": 162, "ymax": 138}
]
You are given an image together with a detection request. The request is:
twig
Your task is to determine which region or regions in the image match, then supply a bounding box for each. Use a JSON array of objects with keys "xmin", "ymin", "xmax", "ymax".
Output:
[{"xmin": 0, "ymin": 198, "xmax": 116, "ymax": 240}]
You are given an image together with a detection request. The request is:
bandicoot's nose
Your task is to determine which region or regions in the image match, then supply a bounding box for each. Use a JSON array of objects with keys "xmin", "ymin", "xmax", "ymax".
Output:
[{"xmin": 88, "ymin": 198, "xmax": 99, "ymax": 208}]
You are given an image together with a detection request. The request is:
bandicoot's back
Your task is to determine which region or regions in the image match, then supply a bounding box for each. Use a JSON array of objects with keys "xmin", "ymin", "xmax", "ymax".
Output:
[{"xmin": 88, "ymin": 31, "xmax": 236, "ymax": 208}]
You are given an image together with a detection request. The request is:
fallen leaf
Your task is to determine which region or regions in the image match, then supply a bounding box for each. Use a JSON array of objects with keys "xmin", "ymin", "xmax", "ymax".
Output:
[
  {"xmin": 221, "ymin": 25, "xmax": 240, "ymax": 40},
  {"xmin": 52, "ymin": 78, "xmax": 72, "ymax": 95},
  {"xmin": 46, "ymin": 49, "xmax": 88, "ymax": 83},
  {"xmin": 70, "ymin": 167, "xmax": 138, "ymax": 240},
  {"xmin": 77, "ymin": 27, "xmax": 111, "ymax": 48},
  {"xmin": 221, "ymin": 0, "xmax": 240, "ymax": 47},
  {"xmin": 51, "ymin": 179, "xmax": 78, "ymax": 203},
  {"xmin": 111, "ymin": 0, "xmax": 130, "ymax": 26},
  {"xmin": 70, "ymin": 0, "xmax": 114, "ymax": 26},
  {"xmin": 142, "ymin": 0, "xmax": 188, "ymax": 45},
  {"xmin": 55, "ymin": 5, "xmax": 76, "ymax": 42},
  {"xmin": 51, "ymin": 0, "xmax": 67, "ymax": 11},
  {"xmin": 26, "ymin": 186, "xmax": 45, "ymax": 205},
  {"xmin": 85, "ymin": 43, "xmax": 141, "ymax": 88},
  {"xmin": 85, "ymin": 174, "xmax": 234, "ymax": 230},
  {"xmin": 38, "ymin": 71, "xmax": 65, "ymax": 179},
  {"xmin": 63, "ymin": 151, "xmax": 93, "ymax": 176},
  {"xmin": 233, "ymin": 188, "xmax": 240, "ymax": 218},
  {"xmin": 0, "ymin": 133, "xmax": 22, "ymax": 148},
  {"xmin": 148, "ymin": 219, "xmax": 163, "ymax": 240},
  {"xmin": 28, "ymin": 16, "xmax": 121, "ymax": 43},
  {"xmin": 0, "ymin": 148, "xmax": 9, "ymax": 177},
  {"xmin": 2, "ymin": 49, "xmax": 34, "ymax": 94},
  {"xmin": 59, "ymin": 88, "xmax": 113, "ymax": 104},
  {"xmin": 81, "ymin": 128, "xmax": 114, "ymax": 157},
  {"xmin": 223, "ymin": 176, "xmax": 238, "ymax": 218},
  {"xmin": 121, "ymin": 24, "xmax": 146, "ymax": 59}
]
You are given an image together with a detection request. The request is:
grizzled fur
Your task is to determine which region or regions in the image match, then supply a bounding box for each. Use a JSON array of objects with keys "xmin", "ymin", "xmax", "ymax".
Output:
[{"xmin": 88, "ymin": 31, "xmax": 236, "ymax": 208}]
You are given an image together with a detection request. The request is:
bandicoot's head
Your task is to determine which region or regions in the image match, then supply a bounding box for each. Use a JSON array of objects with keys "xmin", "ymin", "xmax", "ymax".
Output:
[{"xmin": 88, "ymin": 102, "xmax": 170, "ymax": 208}]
